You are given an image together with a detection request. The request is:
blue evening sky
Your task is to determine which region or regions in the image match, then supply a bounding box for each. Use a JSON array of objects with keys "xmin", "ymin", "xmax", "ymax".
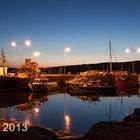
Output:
[{"xmin": 0, "ymin": 0, "xmax": 140, "ymax": 67}]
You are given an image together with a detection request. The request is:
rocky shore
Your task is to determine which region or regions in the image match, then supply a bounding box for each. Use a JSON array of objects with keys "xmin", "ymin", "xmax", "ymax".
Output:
[
  {"xmin": 84, "ymin": 108, "xmax": 140, "ymax": 140},
  {"xmin": 0, "ymin": 119, "xmax": 82, "ymax": 140},
  {"xmin": 1, "ymin": 108, "xmax": 140, "ymax": 140}
]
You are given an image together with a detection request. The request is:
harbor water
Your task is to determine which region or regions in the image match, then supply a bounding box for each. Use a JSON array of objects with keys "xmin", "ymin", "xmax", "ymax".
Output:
[{"xmin": 0, "ymin": 89, "xmax": 140, "ymax": 135}]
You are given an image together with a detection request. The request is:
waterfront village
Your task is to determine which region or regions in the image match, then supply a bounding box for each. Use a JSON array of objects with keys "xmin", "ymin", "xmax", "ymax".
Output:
[{"xmin": 0, "ymin": 48, "xmax": 140, "ymax": 140}]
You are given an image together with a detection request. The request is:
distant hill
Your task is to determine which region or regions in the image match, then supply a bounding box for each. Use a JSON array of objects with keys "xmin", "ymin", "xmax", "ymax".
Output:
[
  {"xmin": 41, "ymin": 61, "xmax": 140, "ymax": 74},
  {"xmin": 8, "ymin": 61, "xmax": 140, "ymax": 74}
]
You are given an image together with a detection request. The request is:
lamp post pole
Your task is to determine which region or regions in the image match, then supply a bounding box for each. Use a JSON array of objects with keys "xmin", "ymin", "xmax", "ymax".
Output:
[{"xmin": 64, "ymin": 47, "xmax": 71, "ymax": 74}]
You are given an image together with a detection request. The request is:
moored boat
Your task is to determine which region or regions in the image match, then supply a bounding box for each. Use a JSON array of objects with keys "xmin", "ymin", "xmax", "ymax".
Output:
[
  {"xmin": 0, "ymin": 49, "xmax": 37, "ymax": 93},
  {"xmin": 28, "ymin": 78, "xmax": 58, "ymax": 92},
  {"xmin": 77, "ymin": 84, "xmax": 116, "ymax": 94},
  {"xmin": 0, "ymin": 76, "xmax": 32, "ymax": 93}
]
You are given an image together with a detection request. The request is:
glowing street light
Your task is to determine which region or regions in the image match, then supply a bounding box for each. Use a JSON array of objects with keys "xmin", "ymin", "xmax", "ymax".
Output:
[
  {"xmin": 64, "ymin": 47, "xmax": 71, "ymax": 53},
  {"xmin": 33, "ymin": 51, "xmax": 40, "ymax": 57},
  {"xmin": 33, "ymin": 51, "xmax": 40, "ymax": 63},
  {"xmin": 25, "ymin": 40, "xmax": 31, "ymax": 47},
  {"xmin": 125, "ymin": 48, "xmax": 140, "ymax": 73},
  {"xmin": 64, "ymin": 47, "xmax": 71, "ymax": 74},
  {"xmin": 137, "ymin": 48, "xmax": 140, "ymax": 53},
  {"xmin": 11, "ymin": 40, "xmax": 32, "ymax": 47},
  {"xmin": 11, "ymin": 40, "xmax": 32, "ymax": 67},
  {"xmin": 11, "ymin": 42, "xmax": 16, "ymax": 48},
  {"xmin": 33, "ymin": 108, "xmax": 39, "ymax": 113},
  {"xmin": 126, "ymin": 48, "xmax": 130, "ymax": 53}
]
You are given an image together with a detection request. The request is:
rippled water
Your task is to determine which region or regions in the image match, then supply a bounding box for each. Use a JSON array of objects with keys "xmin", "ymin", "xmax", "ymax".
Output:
[{"xmin": 0, "ymin": 90, "xmax": 140, "ymax": 134}]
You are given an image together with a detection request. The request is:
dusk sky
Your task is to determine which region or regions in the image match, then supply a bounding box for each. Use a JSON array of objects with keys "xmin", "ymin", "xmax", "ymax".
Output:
[{"xmin": 0, "ymin": 0, "xmax": 140, "ymax": 67}]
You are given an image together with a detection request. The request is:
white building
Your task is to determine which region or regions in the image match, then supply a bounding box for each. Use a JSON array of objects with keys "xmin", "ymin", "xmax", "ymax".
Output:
[{"xmin": 0, "ymin": 67, "xmax": 7, "ymax": 76}]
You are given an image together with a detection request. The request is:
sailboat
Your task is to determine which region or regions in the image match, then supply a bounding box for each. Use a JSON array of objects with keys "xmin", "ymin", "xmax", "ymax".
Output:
[
  {"xmin": 108, "ymin": 41, "xmax": 138, "ymax": 89},
  {"xmin": 67, "ymin": 42, "xmax": 118, "ymax": 95}
]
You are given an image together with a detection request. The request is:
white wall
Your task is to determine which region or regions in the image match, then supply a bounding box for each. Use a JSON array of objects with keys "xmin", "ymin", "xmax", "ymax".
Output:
[{"xmin": 0, "ymin": 67, "xmax": 7, "ymax": 76}]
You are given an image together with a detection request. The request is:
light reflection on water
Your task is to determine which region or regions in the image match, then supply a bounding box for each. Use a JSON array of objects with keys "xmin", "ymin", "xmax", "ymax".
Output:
[{"xmin": 0, "ymin": 91, "xmax": 140, "ymax": 134}]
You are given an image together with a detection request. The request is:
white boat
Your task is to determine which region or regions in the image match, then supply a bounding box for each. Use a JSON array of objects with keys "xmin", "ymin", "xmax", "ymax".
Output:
[{"xmin": 28, "ymin": 78, "xmax": 58, "ymax": 92}]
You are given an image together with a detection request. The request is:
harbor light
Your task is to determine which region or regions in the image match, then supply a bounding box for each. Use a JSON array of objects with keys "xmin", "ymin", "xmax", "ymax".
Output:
[
  {"xmin": 33, "ymin": 51, "xmax": 40, "ymax": 57},
  {"xmin": 64, "ymin": 47, "xmax": 71, "ymax": 74},
  {"xmin": 11, "ymin": 39, "xmax": 32, "ymax": 67},
  {"xmin": 11, "ymin": 40, "xmax": 32, "ymax": 47},
  {"xmin": 64, "ymin": 114, "xmax": 70, "ymax": 131},
  {"xmin": 33, "ymin": 108, "xmax": 39, "ymax": 113},
  {"xmin": 11, "ymin": 42, "xmax": 16, "ymax": 47},
  {"xmin": 125, "ymin": 48, "xmax": 140, "ymax": 73},
  {"xmin": 126, "ymin": 48, "xmax": 130, "ymax": 53},
  {"xmin": 25, "ymin": 40, "xmax": 31, "ymax": 47},
  {"xmin": 64, "ymin": 47, "xmax": 71, "ymax": 52},
  {"xmin": 65, "ymin": 115, "xmax": 70, "ymax": 122},
  {"xmin": 137, "ymin": 48, "xmax": 140, "ymax": 53}
]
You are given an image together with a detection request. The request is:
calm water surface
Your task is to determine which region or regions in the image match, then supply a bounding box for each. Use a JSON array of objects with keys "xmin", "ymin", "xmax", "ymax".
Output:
[{"xmin": 0, "ymin": 91, "xmax": 140, "ymax": 134}]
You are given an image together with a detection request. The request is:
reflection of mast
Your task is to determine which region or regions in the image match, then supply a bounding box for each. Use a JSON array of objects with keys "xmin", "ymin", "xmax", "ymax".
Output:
[
  {"xmin": 108, "ymin": 97, "xmax": 112, "ymax": 121},
  {"xmin": 28, "ymin": 92, "xmax": 33, "ymax": 101}
]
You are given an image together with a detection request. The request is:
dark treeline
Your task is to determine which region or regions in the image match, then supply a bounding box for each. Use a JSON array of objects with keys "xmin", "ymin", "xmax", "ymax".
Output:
[
  {"xmin": 8, "ymin": 61, "xmax": 140, "ymax": 74},
  {"xmin": 41, "ymin": 61, "xmax": 140, "ymax": 74}
]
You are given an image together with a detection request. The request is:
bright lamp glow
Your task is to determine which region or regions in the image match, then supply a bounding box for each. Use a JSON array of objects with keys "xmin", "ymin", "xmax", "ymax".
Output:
[
  {"xmin": 65, "ymin": 115, "xmax": 70, "ymax": 122},
  {"xmin": 126, "ymin": 48, "xmax": 130, "ymax": 53},
  {"xmin": 25, "ymin": 40, "xmax": 31, "ymax": 47},
  {"xmin": 33, "ymin": 108, "xmax": 39, "ymax": 113},
  {"xmin": 11, "ymin": 42, "xmax": 16, "ymax": 47},
  {"xmin": 137, "ymin": 48, "xmax": 140, "ymax": 53},
  {"xmin": 33, "ymin": 51, "xmax": 40, "ymax": 57},
  {"xmin": 65, "ymin": 47, "xmax": 71, "ymax": 52}
]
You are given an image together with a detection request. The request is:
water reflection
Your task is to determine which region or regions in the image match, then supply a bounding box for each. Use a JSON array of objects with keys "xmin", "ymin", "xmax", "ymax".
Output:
[
  {"xmin": 0, "ymin": 93, "xmax": 29, "ymax": 108},
  {"xmin": 17, "ymin": 92, "xmax": 48, "ymax": 112},
  {"xmin": 64, "ymin": 93, "xmax": 71, "ymax": 131},
  {"xmin": 76, "ymin": 95, "xmax": 100, "ymax": 104},
  {"xmin": 0, "ymin": 88, "xmax": 140, "ymax": 134}
]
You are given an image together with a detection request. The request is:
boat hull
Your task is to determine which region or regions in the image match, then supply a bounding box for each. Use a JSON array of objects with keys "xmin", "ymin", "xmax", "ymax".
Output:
[
  {"xmin": 68, "ymin": 84, "xmax": 117, "ymax": 95},
  {"xmin": 28, "ymin": 82, "xmax": 58, "ymax": 92},
  {"xmin": 0, "ymin": 76, "xmax": 32, "ymax": 93},
  {"xmin": 29, "ymin": 84, "xmax": 48, "ymax": 92}
]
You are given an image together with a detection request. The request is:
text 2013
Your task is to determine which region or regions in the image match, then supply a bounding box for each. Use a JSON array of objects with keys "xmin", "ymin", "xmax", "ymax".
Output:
[{"xmin": 3, "ymin": 123, "xmax": 28, "ymax": 132}]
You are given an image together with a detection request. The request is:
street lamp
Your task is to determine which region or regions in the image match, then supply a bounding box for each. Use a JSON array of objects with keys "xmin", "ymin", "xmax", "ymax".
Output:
[
  {"xmin": 64, "ymin": 47, "xmax": 71, "ymax": 74},
  {"xmin": 126, "ymin": 48, "xmax": 130, "ymax": 53},
  {"xmin": 125, "ymin": 48, "xmax": 140, "ymax": 73},
  {"xmin": 33, "ymin": 51, "xmax": 40, "ymax": 57},
  {"xmin": 11, "ymin": 40, "xmax": 32, "ymax": 67},
  {"xmin": 25, "ymin": 40, "xmax": 31, "ymax": 47},
  {"xmin": 137, "ymin": 48, "xmax": 140, "ymax": 53},
  {"xmin": 33, "ymin": 51, "xmax": 40, "ymax": 62}
]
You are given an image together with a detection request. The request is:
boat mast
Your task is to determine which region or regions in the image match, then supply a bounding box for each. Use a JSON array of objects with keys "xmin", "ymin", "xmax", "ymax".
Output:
[{"xmin": 109, "ymin": 41, "xmax": 112, "ymax": 72}]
